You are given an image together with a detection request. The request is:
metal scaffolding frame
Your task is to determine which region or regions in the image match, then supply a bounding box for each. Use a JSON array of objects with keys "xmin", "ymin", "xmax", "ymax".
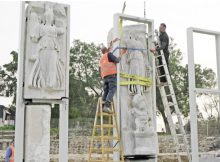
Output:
[{"xmin": 187, "ymin": 27, "xmax": 220, "ymax": 162}]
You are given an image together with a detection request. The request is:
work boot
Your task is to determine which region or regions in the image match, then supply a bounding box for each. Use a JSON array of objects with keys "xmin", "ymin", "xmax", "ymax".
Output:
[{"xmin": 103, "ymin": 106, "xmax": 113, "ymax": 114}]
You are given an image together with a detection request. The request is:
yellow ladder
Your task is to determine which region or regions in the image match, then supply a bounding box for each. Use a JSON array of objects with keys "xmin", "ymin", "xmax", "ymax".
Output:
[{"xmin": 88, "ymin": 98, "xmax": 124, "ymax": 162}]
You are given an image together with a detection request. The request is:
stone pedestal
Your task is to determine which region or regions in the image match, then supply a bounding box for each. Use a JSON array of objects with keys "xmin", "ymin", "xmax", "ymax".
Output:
[
  {"xmin": 125, "ymin": 159, "xmax": 156, "ymax": 162},
  {"xmin": 25, "ymin": 105, "xmax": 51, "ymax": 162},
  {"xmin": 134, "ymin": 132, "xmax": 156, "ymax": 155}
]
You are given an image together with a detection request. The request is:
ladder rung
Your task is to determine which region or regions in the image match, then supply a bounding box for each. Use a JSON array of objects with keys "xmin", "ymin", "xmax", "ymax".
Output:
[
  {"xmin": 168, "ymin": 102, "xmax": 177, "ymax": 106},
  {"xmin": 157, "ymin": 83, "xmax": 170, "ymax": 87},
  {"xmin": 156, "ymin": 54, "xmax": 162, "ymax": 58},
  {"xmin": 158, "ymin": 74, "xmax": 167, "ymax": 78},
  {"xmin": 95, "ymin": 124, "xmax": 116, "ymax": 128},
  {"xmin": 98, "ymin": 113, "xmax": 115, "ymax": 116},
  {"xmin": 93, "ymin": 136, "xmax": 120, "ymax": 140},
  {"xmin": 156, "ymin": 65, "xmax": 164, "ymax": 68},
  {"xmin": 166, "ymin": 94, "xmax": 173, "ymax": 97},
  {"xmin": 90, "ymin": 148, "xmax": 121, "ymax": 152}
]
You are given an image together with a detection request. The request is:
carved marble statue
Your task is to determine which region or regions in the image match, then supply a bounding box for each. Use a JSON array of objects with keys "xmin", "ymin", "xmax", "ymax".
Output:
[
  {"xmin": 107, "ymin": 24, "xmax": 157, "ymax": 157},
  {"xmin": 120, "ymin": 28, "xmax": 149, "ymax": 94},
  {"xmin": 29, "ymin": 4, "xmax": 64, "ymax": 90},
  {"xmin": 24, "ymin": 2, "xmax": 68, "ymax": 99},
  {"xmin": 130, "ymin": 94, "xmax": 156, "ymax": 154},
  {"xmin": 130, "ymin": 94, "xmax": 154, "ymax": 134}
]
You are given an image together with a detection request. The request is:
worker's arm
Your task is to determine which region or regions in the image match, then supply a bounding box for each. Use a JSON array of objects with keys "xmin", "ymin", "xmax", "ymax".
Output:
[
  {"xmin": 5, "ymin": 147, "xmax": 11, "ymax": 162},
  {"xmin": 108, "ymin": 38, "xmax": 120, "ymax": 51},
  {"xmin": 108, "ymin": 52, "xmax": 121, "ymax": 63},
  {"xmin": 156, "ymin": 35, "xmax": 168, "ymax": 51}
]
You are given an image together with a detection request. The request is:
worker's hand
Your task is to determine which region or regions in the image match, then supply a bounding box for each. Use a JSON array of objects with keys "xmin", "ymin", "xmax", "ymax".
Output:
[
  {"xmin": 119, "ymin": 48, "xmax": 127, "ymax": 56},
  {"xmin": 112, "ymin": 38, "xmax": 120, "ymax": 43},
  {"xmin": 150, "ymin": 48, "xmax": 156, "ymax": 54}
]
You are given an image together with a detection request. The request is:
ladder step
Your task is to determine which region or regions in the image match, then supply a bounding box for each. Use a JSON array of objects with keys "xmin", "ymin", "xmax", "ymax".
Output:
[
  {"xmin": 156, "ymin": 65, "xmax": 165, "ymax": 68},
  {"xmin": 98, "ymin": 113, "xmax": 115, "ymax": 116},
  {"xmin": 95, "ymin": 124, "xmax": 116, "ymax": 128},
  {"xmin": 168, "ymin": 102, "xmax": 177, "ymax": 106},
  {"xmin": 155, "ymin": 54, "xmax": 162, "ymax": 58},
  {"xmin": 90, "ymin": 148, "xmax": 121, "ymax": 152},
  {"xmin": 157, "ymin": 83, "xmax": 170, "ymax": 87},
  {"xmin": 93, "ymin": 136, "xmax": 120, "ymax": 140},
  {"xmin": 158, "ymin": 74, "xmax": 167, "ymax": 78}
]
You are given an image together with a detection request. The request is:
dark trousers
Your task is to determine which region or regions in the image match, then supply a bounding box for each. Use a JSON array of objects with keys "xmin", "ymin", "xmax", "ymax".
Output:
[
  {"xmin": 102, "ymin": 75, "xmax": 117, "ymax": 107},
  {"xmin": 158, "ymin": 52, "xmax": 169, "ymax": 82}
]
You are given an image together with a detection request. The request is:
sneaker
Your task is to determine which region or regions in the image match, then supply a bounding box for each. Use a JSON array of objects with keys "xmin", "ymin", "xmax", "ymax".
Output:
[{"xmin": 103, "ymin": 106, "xmax": 113, "ymax": 114}]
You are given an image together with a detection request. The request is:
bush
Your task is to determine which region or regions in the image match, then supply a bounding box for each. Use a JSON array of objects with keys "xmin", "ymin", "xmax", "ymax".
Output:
[
  {"xmin": 0, "ymin": 125, "xmax": 15, "ymax": 131},
  {"xmin": 50, "ymin": 128, "xmax": 59, "ymax": 135}
]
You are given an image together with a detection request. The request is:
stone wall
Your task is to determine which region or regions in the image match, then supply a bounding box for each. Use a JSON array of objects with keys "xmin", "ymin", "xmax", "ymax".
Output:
[
  {"xmin": 1, "ymin": 130, "xmax": 220, "ymax": 162},
  {"xmin": 49, "ymin": 130, "xmax": 220, "ymax": 154}
]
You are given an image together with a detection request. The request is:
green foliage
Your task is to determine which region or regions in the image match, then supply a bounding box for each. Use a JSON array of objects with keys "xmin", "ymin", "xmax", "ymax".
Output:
[
  {"xmin": 0, "ymin": 39, "xmax": 217, "ymax": 131},
  {"xmin": 0, "ymin": 125, "xmax": 15, "ymax": 131},
  {"xmin": 0, "ymin": 51, "xmax": 17, "ymax": 104},
  {"xmin": 157, "ymin": 38, "xmax": 217, "ymax": 133},
  {"xmin": 50, "ymin": 128, "xmax": 59, "ymax": 136},
  {"xmin": 69, "ymin": 40, "xmax": 102, "ymax": 119},
  {"xmin": 70, "ymin": 39, "xmax": 102, "ymax": 96},
  {"xmin": 69, "ymin": 106, "xmax": 80, "ymax": 119}
]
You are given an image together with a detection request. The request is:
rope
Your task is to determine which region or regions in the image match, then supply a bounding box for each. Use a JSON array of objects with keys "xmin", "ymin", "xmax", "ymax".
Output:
[{"xmin": 112, "ymin": 46, "xmax": 147, "ymax": 54}]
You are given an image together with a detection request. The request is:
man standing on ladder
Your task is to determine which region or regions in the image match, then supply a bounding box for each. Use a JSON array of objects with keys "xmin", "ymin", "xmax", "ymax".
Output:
[
  {"xmin": 150, "ymin": 23, "xmax": 170, "ymax": 85},
  {"xmin": 99, "ymin": 38, "xmax": 126, "ymax": 114}
]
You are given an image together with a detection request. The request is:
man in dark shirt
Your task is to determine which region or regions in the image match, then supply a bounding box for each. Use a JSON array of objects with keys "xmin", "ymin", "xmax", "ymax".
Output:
[
  {"xmin": 99, "ymin": 39, "xmax": 126, "ymax": 113},
  {"xmin": 150, "ymin": 23, "xmax": 170, "ymax": 84}
]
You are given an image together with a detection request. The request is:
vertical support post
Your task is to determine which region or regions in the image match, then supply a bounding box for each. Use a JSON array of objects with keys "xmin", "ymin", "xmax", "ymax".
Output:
[
  {"xmin": 15, "ymin": 2, "xmax": 26, "ymax": 162},
  {"xmin": 148, "ymin": 21, "xmax": 156, "ymax": 129},
  {"xmin": 59, "ymin": 100, "xmax": 69, "ymax": 162},
  {"xmin": 113, "ymin": 13, "xmax": 121, "ymax": 161},
  {"xmin": 215, "ymin": 34, "xmax": 220, "ymax": 135},
  {"xmin": 187, "ymin": 28, "xmax": 198, "ymax": 162},
  {"xmin": 59, "ymin": 5, "xmax": 70, "ymax": 162},
  {"xmin": 148, "ymin": 21, "xmax": 158, "ymax": 158}
]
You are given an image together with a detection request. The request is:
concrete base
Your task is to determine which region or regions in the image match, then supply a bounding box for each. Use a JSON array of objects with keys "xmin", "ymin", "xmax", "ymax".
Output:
[
  {"xmin": 199, "ymin": 156, "xmax": 220, "ymax": 162},
  {"xmin": 125, "ymin": 159, "xmax": 157, "ymax": 162},
  {"xmin": 25, "ymin": 105, "xmax": 51, "ymax": 162}
]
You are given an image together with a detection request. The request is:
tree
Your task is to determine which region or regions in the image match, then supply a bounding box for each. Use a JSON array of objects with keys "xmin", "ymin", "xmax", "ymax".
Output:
[
  {"xmin": 69, "ymin": 40, "xmax": 102, "ymax": 119},
  {"xmin": 70, "ymin": 39, "xmax": 102, "ymax": 96},
  {"xmin": 0, "ymin": 51, "xmax": 17, "ymax": 105},
  {"xmin": 1, "ymin": 39, "xmax": 217, "ymax": 128},
  {"xmin": 156, "ymin": 38, "xmax": 217, "ymax": 133}
]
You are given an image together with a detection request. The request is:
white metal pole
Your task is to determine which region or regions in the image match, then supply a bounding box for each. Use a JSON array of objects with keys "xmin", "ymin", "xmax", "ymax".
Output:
[
  {"xmin": 215, "ymin": 35, "xmax": 220, "ymax": 135},
  {"xmin": 15, "ymin": 2, "xmax": 26, "ymax": 161},
  {"xmin": 113, "ymin": 13, "xmax": 121, "ymax": 161},
  {"xmin": 59, "ymin": 100, "xmax": 69, "ymax": 162},
  {"xmin": 187, "ymin": 28, "xmax": 199, "ymax": 162},
  {"xmin": 59, "ymin": 5, "xmax": 70, "ymax": 162}
]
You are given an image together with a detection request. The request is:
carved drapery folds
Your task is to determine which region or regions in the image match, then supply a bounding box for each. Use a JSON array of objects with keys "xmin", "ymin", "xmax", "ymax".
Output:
[
  {"xmin": 24, "ymin": 2, "xmax": 68, "ymax": 99},
  {"xmin": 108, "ymin": 24, "xmax": 157, "ymax": 156}
]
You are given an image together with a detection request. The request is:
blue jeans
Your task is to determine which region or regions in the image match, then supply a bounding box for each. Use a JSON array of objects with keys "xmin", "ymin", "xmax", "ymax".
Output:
[{"xmin": 102, "ymin": 75, "xmax": 117, "ymax": 107}]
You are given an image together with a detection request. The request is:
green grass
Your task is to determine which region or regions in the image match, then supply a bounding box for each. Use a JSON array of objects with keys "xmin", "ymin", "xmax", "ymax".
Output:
[
  {"xmin": 0, "ymin": 125, "xmax": 15, "ymax": 131},
  {"xmin": 50, "ymin": 128, "xmax": 59, "ymax": 135}
]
